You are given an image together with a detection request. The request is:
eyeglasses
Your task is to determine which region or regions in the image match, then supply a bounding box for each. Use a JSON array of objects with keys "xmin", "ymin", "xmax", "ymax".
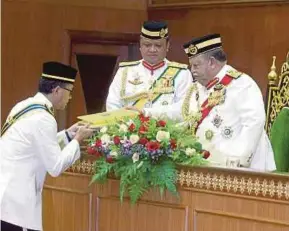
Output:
[{"xmin": 61, "ymin": 86, "xmax": 73, "ymax": 92}]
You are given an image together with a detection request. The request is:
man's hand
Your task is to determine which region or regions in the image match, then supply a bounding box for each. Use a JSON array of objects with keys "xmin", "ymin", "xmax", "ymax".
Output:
[
  {"xmin": 66, "ymin": 122, "xmax": 91, "ymax": 139},
  {"xmin": 74, "ymin": 124, "xmax": 94, "ymax": 143},
  {"xmin": 125, "ymin": 106, "xmax": 143, "ymax": 114}
]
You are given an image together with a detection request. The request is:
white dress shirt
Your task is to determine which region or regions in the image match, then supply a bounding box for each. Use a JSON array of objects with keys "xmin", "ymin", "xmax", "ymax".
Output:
[{"xmin": 0, "ymin": 93, "xmax": 80, "ymax": 230}]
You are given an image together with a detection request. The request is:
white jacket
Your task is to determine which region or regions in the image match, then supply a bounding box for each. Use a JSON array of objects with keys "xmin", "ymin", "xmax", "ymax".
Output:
[
  {"xmin": 165, "ymin": 65, "xmax": 276, "ymax": 171},
  {"xmin": 0, "ymin": 93, "xmax": 80, "ymax": 230},
  {"xmin": 106, "ymin": 59, "xmax": 192, "ymax": 117}
]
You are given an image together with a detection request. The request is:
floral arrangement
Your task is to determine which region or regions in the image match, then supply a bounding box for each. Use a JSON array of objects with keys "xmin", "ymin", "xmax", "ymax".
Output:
[{"xmin": 87, "ymin": 114, "xmax": 209, "ymax": 203}]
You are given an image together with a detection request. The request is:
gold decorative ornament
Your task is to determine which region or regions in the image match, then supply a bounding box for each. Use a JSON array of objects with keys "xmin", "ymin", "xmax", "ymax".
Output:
[
  {"xmin": 188, "ymin": 44, "xmax": 198, "ymax": 55},
  {"xmin": 207, "ymin": 88, "xmax": 226, "ymax": 107},
  {"xmin": 268, "ymin": 56, "xmax": 278, "ymax": 86},
  {"xmin": 159, "ymin": 28, "xmax": 166, "ymax": 38},
  {"xmin": 265, "ymin": 51, "xmax": 289, "ymax": 133},
  {"xmin": 212, "ymin": 114, "xmax": 222, "ymax": 128},
  {"xmin": 205, "ymin": 129, "xmax": 214, "ymax": 141},
  {"xmin": 66, "ymin": 157, "xmax": 289, "ymax": 201}
]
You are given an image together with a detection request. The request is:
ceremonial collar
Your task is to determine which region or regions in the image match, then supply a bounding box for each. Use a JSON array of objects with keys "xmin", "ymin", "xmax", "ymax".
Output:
[
  {"xmin": 142, "ymin": 59, "xmax": 166, "ymax": 75},
  {"xmin": 206, "ymin": 64, "xmax": 230, "ymax": 90}
]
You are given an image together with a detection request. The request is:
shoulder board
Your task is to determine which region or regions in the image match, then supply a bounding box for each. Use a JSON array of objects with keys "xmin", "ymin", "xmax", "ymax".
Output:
[
  {"xmin": 168, "ymin": 62, "xmax": 188, "ymax": 69},
  {"xmin": 226, "ymin": 68, "xmax": 243, "ymax": 79},
  {"xmin": 119, "ymin": 61, "xmax": 140, "ymax": 67}
]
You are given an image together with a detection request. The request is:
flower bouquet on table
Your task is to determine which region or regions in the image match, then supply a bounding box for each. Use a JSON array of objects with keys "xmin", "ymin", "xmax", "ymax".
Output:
[{"xmin": 86, "ymin": 113, "xmax": 209, "ymax": 204}]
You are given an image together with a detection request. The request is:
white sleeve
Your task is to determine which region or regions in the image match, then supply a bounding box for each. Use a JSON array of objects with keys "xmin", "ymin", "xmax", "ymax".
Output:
[
  {"xmin": 33, "ymin": 113, "xmax": 80, "ymax": 177},
  {"xmin": 106, "ymin": 67, "xmax": 124, "ymax": 111},
  {"xmin": 143, "ymin": 69, "xmax": 192, "ymax": 120},
  {"xmin": 222, "ymin": 76, "xmax": 266, "ymax": 163},
  {"xmin": 56, "ymin": 130, "xmax": 69, "ymax": 149}
]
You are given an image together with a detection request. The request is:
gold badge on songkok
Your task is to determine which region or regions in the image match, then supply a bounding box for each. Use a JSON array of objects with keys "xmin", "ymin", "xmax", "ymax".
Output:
[
  {"xmin": 212, "ymin": 114, "xmax": 222, "ymax": 128},
  {"xmin": 205, "ymin": 129, "xmax": 214, "ymax": 141},
  {"xmin": 222, "ymin": 126, "xmax": 233, "ymax": 139}
]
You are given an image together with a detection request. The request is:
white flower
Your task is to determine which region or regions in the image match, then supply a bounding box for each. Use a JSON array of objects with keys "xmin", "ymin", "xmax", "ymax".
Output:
[
  {"xmin": 100, "ymin": 126, "xmax": 108, "ymax": 133},
  {"xmin": 121, "ymin": 136, "xmax": 128, "ymax": 143},
  {"xmin": 156, "ymin": 131, "xmax": 170, "ymax": 142},
  {"xmin": 101, "ymin": 134, "xmax": 111, "ymax": 144},
  {"xmin": 126, "ymin": 119, "xmax": 134, "ymax": 126},
  {"xmin": 119, "ymin": 124, "xmax": 128, "ymax": 133},
  {"xmin": 185, "ymin": 147, "xmax": 196, "ymax": 156},
  {"xmin": 110, "ymin": 151, "xmax": 118, "ymax": 157},
  {"xmin": 132, "ymin": 153, "xmax": 139, "ymax": 163},
  {"xmin": 129, "ymin": 134, "xmax": 140, "ymax": 144}
]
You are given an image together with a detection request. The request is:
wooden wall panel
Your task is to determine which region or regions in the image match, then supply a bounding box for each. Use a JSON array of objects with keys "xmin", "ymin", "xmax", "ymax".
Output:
[
  {"xmin": 1, "ymin": 0, "xmax": 147, "ymax": 124},
  {"xmin": 97, "ymin": 197, "xmax": 188, "ymax": 231},
  {"xmin": 148, "ymin": 2, "xmax": 289, "ymax": 97}
]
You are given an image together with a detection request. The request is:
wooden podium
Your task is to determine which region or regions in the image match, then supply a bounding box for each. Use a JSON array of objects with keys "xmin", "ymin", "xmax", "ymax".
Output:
[{"xmin": 43, "ymin": 154, "xmax": 289, "ymax": 231}]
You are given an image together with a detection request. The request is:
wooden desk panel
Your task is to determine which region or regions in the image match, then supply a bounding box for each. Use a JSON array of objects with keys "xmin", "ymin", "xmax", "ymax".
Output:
[{"xmin": 43, "ymin": 159, "xmax": 289, "ymax": 231}]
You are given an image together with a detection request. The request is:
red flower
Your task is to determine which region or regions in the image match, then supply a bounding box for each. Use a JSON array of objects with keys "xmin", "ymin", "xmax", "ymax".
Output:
[
  {"xmin": 87, "ymin": 147, "xmax": 102, "ymax": 158},
  {"xmin": 139, "ymin": 114, "xmax": 150, "ymax": 123},
  {"xmin": 106, "ymin": 156, "xmax": 114, "ymax": 163},
  {"xmin": 146, "ymin": 141, "xmax": 161, "ymax": 151},
  {"xmin": 113, "ymin": 136, "xmax": 121, "ymax": 145},
  {"xmin": 139, "ymin": 137, "xmax": 149, "ymax": 145},
  {"xmin": 128, "ymin": 123, "xmax": 136, "ymax": 132},
  {"xmin": 139, "ymin": 125, "xmax": 148, "ymax": 134},
  {"xmin": 87, "ymin": 146, "xmax": 96, "ymax": 155},
  {"xmin": 170, "ymin": 139, "xmax": 177, "ymax": 150},
  {"xmin": 157, "ymin": 120, "xmax": 166, "ymax": 127},
  {"xmin": 95, "ymin": 139, "xmax": 102, "ymax": 147},
  {"xmin": 94, "ymin": 151, "xmax": 102, "ymax": 158},
  {"xmin": 202, "ymin": 150, "xmax": 210, "ymax": 159}
]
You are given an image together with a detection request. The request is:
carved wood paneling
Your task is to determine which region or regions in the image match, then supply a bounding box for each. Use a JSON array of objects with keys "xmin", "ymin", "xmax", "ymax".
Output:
[
  {"xmin": 96, "ymin": 196, "xmax": 189, "ymax": 231},
  {"xmin": 43, "ymin": 185, "xmax": 92, "ymax": 231},
  {"xmin": 148, "ymin": 0, "xmax": 289, "ymax": 9},
  {"xmin": 194, "ymin": 208, "xmax": 289, "ymax": 231}
]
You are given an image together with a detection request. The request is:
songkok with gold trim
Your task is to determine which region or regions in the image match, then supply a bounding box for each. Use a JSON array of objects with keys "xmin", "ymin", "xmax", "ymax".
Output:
[
  {"xmin": 41, "ymin": 61, "xmax": 77, "ymax": 84},
  {"xmin": 183, "ymin": 34, "xmax": 222, "ymax": 58},
  {"xmin": 141, "ymin": 21, "xmax": 169, "ymax": 40}
]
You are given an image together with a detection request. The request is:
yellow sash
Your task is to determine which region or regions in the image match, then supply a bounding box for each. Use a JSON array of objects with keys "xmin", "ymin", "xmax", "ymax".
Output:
[{"xmin": 133, "ymin": 67, "xmax": 181, "ymax": 109}]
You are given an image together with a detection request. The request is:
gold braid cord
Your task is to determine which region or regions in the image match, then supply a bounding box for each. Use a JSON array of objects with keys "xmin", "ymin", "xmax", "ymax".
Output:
[
  {"xmin": 182, "ymin": 83, "xmax": 202, "ymax": 134},
  {"xmin": 265, "ymin": 51, "xmax": 289, "ymax": 134},
  {"xmin": 182, "ymin": 82, "xmax": 227, "ymax": 134},
  {"xmin": 119, "ymin": 67, "xmax": 175, "ymax": 104}
]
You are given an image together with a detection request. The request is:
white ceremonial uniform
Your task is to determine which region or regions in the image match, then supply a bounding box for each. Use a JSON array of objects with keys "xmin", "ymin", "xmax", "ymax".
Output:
[
  {"xmin": 106, "ymin": 59, "xmax": 192, "ymax": 118},
  {"xmin": 180, "ymin": 65, "xmax": 276, "ymax": 171},
  {"xmin": 0, "ymin": 93, "xmax": 80, "ymax": 230}
]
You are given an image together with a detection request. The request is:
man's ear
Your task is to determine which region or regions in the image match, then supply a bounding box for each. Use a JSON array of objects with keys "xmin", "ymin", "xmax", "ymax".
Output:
[
  {"xmin": 166, "ymin": 40, "xmax": 170, "ymax": 52},
  {"xmin": 52, "ymin": 86, "xmax": 61, "ymax": 95},
  {"xmin": 209, "ymin": 56, "xmax": 217, "ymax": 67}
]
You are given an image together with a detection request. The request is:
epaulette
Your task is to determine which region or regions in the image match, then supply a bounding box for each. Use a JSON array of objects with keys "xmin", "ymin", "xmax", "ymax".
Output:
[
  {"xmin": 119, "ymin": 60, "xmax": 140, "ymax": 67},
  {"xmin": 227, "ymin": 68, "xmax": 243, "ymax": 79},
  {"xmin": 168, "ymin": 61, "xmax": 188, "ymax": 69}
]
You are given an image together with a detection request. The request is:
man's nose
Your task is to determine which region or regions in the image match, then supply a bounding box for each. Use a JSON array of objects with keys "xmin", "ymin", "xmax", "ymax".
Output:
[{"xmin": 149, "ymin": 45, "xmax": 157, "ymax": 52}]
